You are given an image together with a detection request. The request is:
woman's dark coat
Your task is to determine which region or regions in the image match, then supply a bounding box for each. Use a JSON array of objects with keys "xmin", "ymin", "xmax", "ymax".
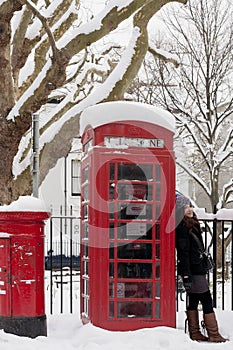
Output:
[{"xmin": 176, "ymin": 221, "xmax": 207, "ymax": 277}]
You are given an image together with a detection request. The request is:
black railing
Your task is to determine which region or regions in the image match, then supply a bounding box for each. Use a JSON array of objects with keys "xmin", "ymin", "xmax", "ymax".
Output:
[
  {"xmin": 176, "ymin": 218, "xmax": 233, "ymax": 312},
  {"xmin": 45, "ymin": 211, "xmax": 233, "ymax": 314},
  {"xmin": 44, "ymin": 208, "xmax": 81, "ymax": 315}
]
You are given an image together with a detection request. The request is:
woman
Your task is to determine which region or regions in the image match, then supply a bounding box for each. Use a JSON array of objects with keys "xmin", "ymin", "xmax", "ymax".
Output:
[{"xmin": 176, "ymin": 195, "xmax": 228, "ymax": 343}]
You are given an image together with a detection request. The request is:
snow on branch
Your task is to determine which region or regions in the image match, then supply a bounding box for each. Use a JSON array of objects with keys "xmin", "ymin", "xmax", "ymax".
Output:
[
  {"xmin": 148, "ymin": 45, "xmax": 180, "ymax": 68},
  {"xmin": 176, "ymin": 158, "xmax": 211, "ymax": 196},
  {"xmin": 23, "ymin": 0, "xmax": 58, "ymax": 56},
  {"xmin": 12, "ymin": 27, "xmax": 141, "ymax": 177},
  {"xmin": 7, "ymin": 58, "xmax": 52, "ymax": 121}
]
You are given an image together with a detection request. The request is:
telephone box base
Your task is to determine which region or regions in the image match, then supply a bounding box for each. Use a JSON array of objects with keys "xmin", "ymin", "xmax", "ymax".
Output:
[{"xmin": 0, "ymin": 314, "xmax": 47, "ymax": 338}]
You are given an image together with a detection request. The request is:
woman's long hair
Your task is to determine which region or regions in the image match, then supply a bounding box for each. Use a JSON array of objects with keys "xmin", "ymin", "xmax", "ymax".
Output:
[{"xmin": 183, "ymin": 212, "xmax": 202, "ymax": 236}]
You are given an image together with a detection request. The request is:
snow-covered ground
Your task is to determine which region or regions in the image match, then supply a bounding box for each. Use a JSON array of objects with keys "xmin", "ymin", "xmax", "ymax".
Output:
[
  {"xmin": 0, "ymin": 272, "xmax": 232, "ymax": 349},
  {"xmin": 0, "ymin": 309, "xmax": 232, "ymax": 350}
]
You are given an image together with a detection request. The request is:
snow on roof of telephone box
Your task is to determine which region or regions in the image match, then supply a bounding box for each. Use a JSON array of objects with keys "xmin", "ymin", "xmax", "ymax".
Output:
[{"xmin": 80, "ymin": 101, "xmax": 175, "ymax": 136}]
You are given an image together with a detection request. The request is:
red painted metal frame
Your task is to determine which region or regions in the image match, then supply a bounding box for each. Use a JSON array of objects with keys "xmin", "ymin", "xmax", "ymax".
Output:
[{"xmin": 80, "ymin": 120, "xmax": 176, "ymax": 331}]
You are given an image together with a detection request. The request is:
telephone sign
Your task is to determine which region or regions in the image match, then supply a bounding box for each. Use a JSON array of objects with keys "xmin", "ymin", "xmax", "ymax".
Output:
[{"xmin": 104, "ymin": 137, "xmax": 164, "ymax": 148}]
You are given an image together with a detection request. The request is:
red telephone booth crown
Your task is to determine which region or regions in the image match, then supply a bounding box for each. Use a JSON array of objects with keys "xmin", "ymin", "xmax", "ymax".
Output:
[{"xmin": 80, "ymin": 101, "xmax": 176, "ymax": 331}]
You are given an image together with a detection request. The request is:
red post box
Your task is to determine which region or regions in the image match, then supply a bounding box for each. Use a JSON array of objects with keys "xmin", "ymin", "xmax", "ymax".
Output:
[
  {"xmin": 80, "ymin": 101, "xmax": 176, "ymax": 331},
  {"xmin": 0, "ymin": 196, "xmax": 50, "ymax": 338}
]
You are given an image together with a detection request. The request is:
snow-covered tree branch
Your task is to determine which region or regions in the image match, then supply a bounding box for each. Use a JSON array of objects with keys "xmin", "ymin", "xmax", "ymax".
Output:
[
  {"xmin": 0, "ymin": 0, "xmax": 187, "ymax": 205},
  {"xmin": 128, "ymin": 0, "xmax": 233, "ymax": 212}
]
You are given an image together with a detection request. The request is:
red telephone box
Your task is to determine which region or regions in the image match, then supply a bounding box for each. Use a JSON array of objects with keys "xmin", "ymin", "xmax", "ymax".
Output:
[
  {"xmin": 0, "ymin": 196, "xmax": 50, "ymax": 338},
  {"xmin": 80, "ymin": 101, "xmax": 176, "ymax": 331}
]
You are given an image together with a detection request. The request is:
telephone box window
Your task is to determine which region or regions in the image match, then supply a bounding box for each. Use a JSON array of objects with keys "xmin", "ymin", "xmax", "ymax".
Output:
[
  {"xmin": 156, "ymin": 243, "xmax": 160, "ymax": 259},
  {"xmin": 83, "ymin": 223, "xmax": 89, "ymax": 239},
  {"xmin": 155, "ymin": 204, "xmax": 161, "ymax": 220},
  {"xmin": 156, "ymin": 165, "xmax": 161, "ymax": 181},
  {"xmin": 109, "ymin": 223, "xmax": 114, "ymax": 239},
  {"xmin": 117, "ymin": 302, "xmax": 152, "ymax": 318},
  {"xmin": 156, "ymin": 283, "xmax": 161, "ymax": 298},
  {"xmin": 118, "ymin": 203, "xmax": 152, "ymax": 220},
  {"xmin": 109, "ymin": 203, "xmax": 114, "ymax": 219},
  {"xmin": 109, "ymin": 302, "xmax": 114, "ymax": 318},
  {"xmin": 110, "ymin": 163, "xmax": 115, "ymax": 180},
  {"xmin": 83, "ymin": 185, "xmax": 88, "ymax": 201},
  {"xmin": 117, "ymin": 243, "xmax": 152, "ymax": 260},
  {"xmin": 109, "ymin": 243, "xmax": 114, "ymax": 259},
  {"xmin": 84, "ymin": 279, "xmax": 89, "ymax": 295},
  {"xmin": 84, "ymin": 261, "xmax": 89, "ymax": 275},
  {"xmin": 109, "ymin": 283, "xmax": 114, "ymax": 297},
  {"xmin": 84, "ymin": 244, "xmax": 88, "ymax": 257},
  {"xmin": 117, "ymin": 262, "xmax": 152, "ymax": 279},
  {"xmin": 117, "ymin": 184, "xmax": 150, "ymax": 200},
  {"xmin": 83, "ymin": 166, "xmax": 89, "ymax": 182},
  {"xmin": 156, "ymin": 224, "xmax": 160, "ymax": 240},
  {"xmin": 117, "ymin": 223, "xmax": 152, "ymax": 240},
  {"xmin": 110, "ymin": 282, "xmax": 152, "ymax": 299},
  {"xmin": 156, "ymin": 185, "xmax": 161, "ymax": 201},
  {"xmin": 117, "ymin": 163, "xmax": 149, "ymax": 181},
  {"xmin": 109, "ymin": 262, "xmax": 114, "ymax": 278},
  {"xmin": 156, "ymin": 262, "xmax": 160, "ymax": 279},
  {"xmin": 109, "ymin": 184, "xmax": 115, "ymax": 200},
  {"xmin": 155, "ymin": 302, "xmax": 161, "ymax": 318},
  {"xmin": 84, "ymin": 205, "xmax": 88, "ymax": 219}
]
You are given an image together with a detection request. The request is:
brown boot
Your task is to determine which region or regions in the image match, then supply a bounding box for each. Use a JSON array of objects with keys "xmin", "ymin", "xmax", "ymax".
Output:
[
  {"xmin": 186, "ymin": 310, "xmax": 208, "ymax": 341},
  {"xmin": 203, "ymin": 312, "xmax": 228, "ymax": 342}
]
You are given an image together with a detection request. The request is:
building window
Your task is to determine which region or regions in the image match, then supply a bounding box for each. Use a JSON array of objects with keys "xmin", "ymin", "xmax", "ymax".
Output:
[{"xmin": 71, "ymin": 159, "xmax": 81, "ymax": 196}]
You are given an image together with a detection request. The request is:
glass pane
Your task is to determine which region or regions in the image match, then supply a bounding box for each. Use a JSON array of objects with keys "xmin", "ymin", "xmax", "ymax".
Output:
[
  {"xmin": 109, "ymin": 223, "xmax": 114, "ymax": 239},
  {"xmin": 117, "ymin": 301, "xmax": 152, "ymax": 318},
  {"xmin": 117, "ymin": 243, "xmax": 152, "ymax": 259},
  {"xmin": 109, "ymin": 302, "xmax": 114, "ymax": 318},
  {"xmin": 109, "ymin": 183, "xmax": 115, "ymax": 200},
  {"xmin": 72, "ymin": 160, "xmax": 80, "ymax": 176},
  {"xmin": 116, "ymin": 282, "xmax": 152, "ymax": 298},
  {"xmin": 117, "ymin": 223, "xmax": 152, "ymax": 240},
  {"xmin": 72, "ymin": 179, "xmax": 80, "ymax": 195},
  {"xmin": 84, "ymin": 223, "xmax": 89, "ymax": 239},
  {"xmin": 109, "ymin": 283, "xmax": 114, "ymax": 297},
  {"xmin": 109, "ymin": 203, "xmax": 114, "ymax": 219},
  {"xmin": 84, "ymin": 244, "xmax": 88, "ymax": 257},
  {"xmin": 110, "ymin": 163, "xmax": 115, "ymax": 180},
  {"xmin": 155, "ymin": 262, "xmax": 160, "ymax": 279},
  {"xmin": 84, "ymin": 279, "xmax": 89, "ymax": 295},
  {"xmin": 109, "ymin": 262, "xmax": 114, "ymax": 278},
  {"xmin": 155, "ymin": 302, "xmax": 161, "ymax": 318},
  {"xmin": 118, "ymin": 203, "xmax": 152, "ymax": 220},
  {"xmin": 156, "ymin": 165, "xmax": 161, "ymax": 181},
  {"xmin": 117, "ymin": 184, "xmax": 148, "ymax": 200},
  {"xmin": 83, "ymin": 166, "xmax": 89, "ymax": 182},
  {"xmin": 84, "ymin": 205, "xmax": 88, "ymax": 219},
  {"xmin": 83, "ymin": 185, "xmax": 88, "ymax": 201},
  {"xmin": 109, "ymin": 243, "xmax": 114, "ymax": 259},
  {"xmin": 84, "ymin": 297, "xmax": 89, "ymax": 314},
  {"xmin": 84, "ymin": 261, "xmax": 89, "ymax": 275},
  {"xmin": 156, "ymin": 243, "xmax": 160, "ymax": 259},
  {"xmin": 117, "ymin": 163, "xmax": 147, "ymax": 181},
  {"xmin": 155, "ymin": 204, "xmax": 161, "ymax": 220},
  {"xmin": 156, "ymin": 282, "xmax": 161, "ymax": 298},
  {"xmin": 156, "ymin": 185, "xmax": 160, "ymax": 201},
  {"xmin": 117, "ymin": 263, "xmax": 152, "ymax": 278},
  {"xmin": 155, "ymin": 224, "xmax": 160, "ymax": 240}
]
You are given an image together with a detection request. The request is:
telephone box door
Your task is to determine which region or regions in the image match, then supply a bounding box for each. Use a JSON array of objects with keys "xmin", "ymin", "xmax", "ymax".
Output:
[{"xmin": 0, "ymin": 239, "xmax": 11, "ymax": 316}]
